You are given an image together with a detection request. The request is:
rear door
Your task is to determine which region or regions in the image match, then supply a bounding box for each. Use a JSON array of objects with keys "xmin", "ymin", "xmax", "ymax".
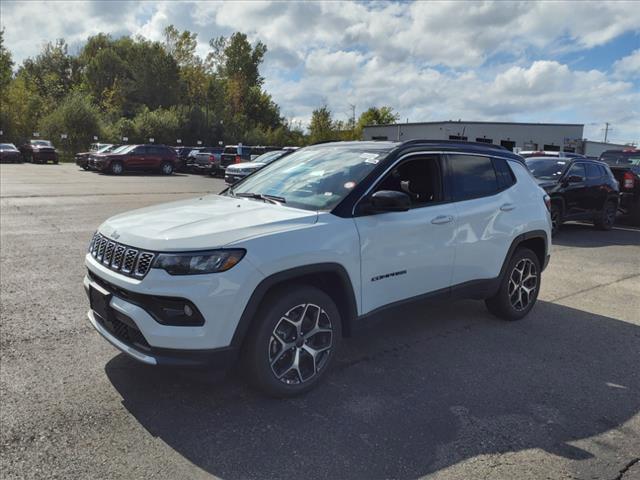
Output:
[
  {"xmin": 585, "ymin": 162, "xmax": 606, "ymax": 211},
  {"xmin": 447, "ymin": 154, "xmax": 516, "ymax": 284}
]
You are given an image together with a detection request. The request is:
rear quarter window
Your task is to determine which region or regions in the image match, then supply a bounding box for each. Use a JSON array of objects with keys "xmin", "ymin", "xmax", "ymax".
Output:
[
  {"xmin": 449, "ymin": 155, "xmax": 499, "ymax": 200},
  {"xmin": 492, "ymin": 157, "xmax": 516, "ymax": 190}
]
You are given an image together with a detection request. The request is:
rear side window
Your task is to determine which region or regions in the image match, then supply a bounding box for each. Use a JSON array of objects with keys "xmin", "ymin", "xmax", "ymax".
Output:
[
  {"xmin": 586, "ymin": 163, "xmax": 601, "ymax": 179},
  {"xmin": 449, "ymin": 155, "xmax": 498, "ymax": 200},
  {"xmin": 492, "ymin": 158, "xmax": 516, "ymax": 190}
]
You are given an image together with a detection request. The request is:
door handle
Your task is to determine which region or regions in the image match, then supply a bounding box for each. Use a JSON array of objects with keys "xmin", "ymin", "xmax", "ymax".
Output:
[
  {"xmin": 500, "ymin": 203, "xmax": 516, "ymax": 212},
  {"xmin": 431, "ymin": 215, "xmax": 454, "ymax": 225}
]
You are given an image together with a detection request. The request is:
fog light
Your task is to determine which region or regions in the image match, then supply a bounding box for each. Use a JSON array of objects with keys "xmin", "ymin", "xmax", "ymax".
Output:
[{"xmin": 184, "ymin": 304, "xmax": 193, "ymax": 317}]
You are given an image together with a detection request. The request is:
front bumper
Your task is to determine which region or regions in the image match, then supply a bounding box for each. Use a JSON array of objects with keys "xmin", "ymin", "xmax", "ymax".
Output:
[{"xmin": 84, "ymin": 253, "xmax": 263, "ymax": 363}]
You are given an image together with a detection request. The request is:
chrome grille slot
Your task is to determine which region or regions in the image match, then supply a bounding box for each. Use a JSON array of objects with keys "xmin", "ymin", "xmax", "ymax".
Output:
[
  {"xmin": 134, "ymin": 252, "xmax": 155, "ymax": 277},
  {"xmin": 96, "ymin": 236, "xmax": 107, "ymax": 261},
  {"xmin": 87, "ymin": 233, "xmax": 154, "ymax": 279},
  {"xmin": 103, "ymin": 241, "xmax": 116, "ymax": 265},
  {"xmin": 111, "ymin": 245, "xmax": 126, "ymax": 270},
  {"xmin": 122, "ymin": 249, "xmax": 139, "ymax": 274}
]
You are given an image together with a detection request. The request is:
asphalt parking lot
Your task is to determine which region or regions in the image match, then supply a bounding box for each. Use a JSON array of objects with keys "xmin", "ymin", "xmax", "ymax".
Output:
[{"xmin": 1, "ymin": 163, "xmax": 639, "ymax": 480}]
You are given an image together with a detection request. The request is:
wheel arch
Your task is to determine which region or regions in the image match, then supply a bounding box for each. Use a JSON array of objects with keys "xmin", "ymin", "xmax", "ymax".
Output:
[
  {"xmin": 231, "ymin": 263, "xmax": 359, "ymax": 349},
  {"xmin": 498, "ymin": 230, "xmax": 549, "ymax": 282}
]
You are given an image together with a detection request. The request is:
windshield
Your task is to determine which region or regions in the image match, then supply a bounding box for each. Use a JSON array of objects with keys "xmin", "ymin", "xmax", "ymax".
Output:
[
  {"xmin": 95, "ymin": 144, "xmax": 114, "ymax": 153},
  {"xmin": 600, "ymin": 152, "xmax": 640, "ymax": 167},
  {"xmin": 109, "ymin": 145, "xmax": 132, "ymax": 154},
  {"xmin": 0, "ymin": 143, "xmax": 18, "ymax": 151},
  {"xmin": 525, "ymin": 158, "xmax": 569, "ymax": 180},
  {"xmin": 31, "ymin": 140, "xmax": 52, "ymax": 147},
  {"xmin": 230, "ymin": 145, "xmax": 388, "ymax": 211},
  {"xmin": 252, "ymin": 150, "xmax": 286, "ymax": 164}
]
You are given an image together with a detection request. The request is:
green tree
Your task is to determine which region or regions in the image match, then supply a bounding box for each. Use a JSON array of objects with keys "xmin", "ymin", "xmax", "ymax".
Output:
[
  {"xmin": 133, "ymin": 107, "xmax": 182, "ymax": 145},
  {"xmin": 309, "ymin": 105, "xmax": 339, "ymax": 144},
  {"xmin": 355, "ymin": 106, "xmax": 399, "ymax": 138},
  {"xmin": 39, "ymin": 92, "xmax": 104, "ymax": 157},
  {"xmin": 0, "ymin": 29, "xmax": 13, "ymax": 93}
]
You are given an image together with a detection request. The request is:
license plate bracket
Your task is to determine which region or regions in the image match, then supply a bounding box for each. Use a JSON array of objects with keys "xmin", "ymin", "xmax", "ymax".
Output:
[{"xmin": 90, "ymin": 283, "xmax": 112, "ymax": 322}]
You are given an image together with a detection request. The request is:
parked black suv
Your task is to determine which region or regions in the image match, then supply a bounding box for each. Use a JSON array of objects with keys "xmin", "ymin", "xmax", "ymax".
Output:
[
  {"xmin": 525, "ymin": 156, "xmax": 619, "ymax": 234},
  {"xmin": 598, "ymin": 148, "xmax": 640, "ymax": 225}
]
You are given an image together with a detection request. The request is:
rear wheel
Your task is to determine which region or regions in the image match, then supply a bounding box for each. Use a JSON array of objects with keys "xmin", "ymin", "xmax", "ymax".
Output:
[
  {"xmin": 244, "ymin": 285, "xmax": 341, "ymax": 397},
  {"xmin": 160, "ymin": 161, "xmax": 174, "ymax": 175},
  {"xmin": 594, "ymin": 200, "xmax": 617, "ymax": 230},
  {"xmin": 485, "ymin": 247, "xmax": 541, "ymax": 321},
  {"xmin": 110, "ymin": 161, "xmax": 124, "ymax": 175}
]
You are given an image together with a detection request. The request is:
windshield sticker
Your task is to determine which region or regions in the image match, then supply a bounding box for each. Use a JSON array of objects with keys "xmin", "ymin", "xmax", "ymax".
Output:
[
  {"xmin": 557, "ymin": 161, "xmax": 566, "ymax": 164},
  {"xmin": 309, "ymin": 170, "xmax": 325, "ymax": 176},
  {"xmin": 344, "ymin": 181, "xmax": 356, "ymax": 189},
  {"xmin": 360, "ymin": 152, "xmax": 380, "ymax": 164}
]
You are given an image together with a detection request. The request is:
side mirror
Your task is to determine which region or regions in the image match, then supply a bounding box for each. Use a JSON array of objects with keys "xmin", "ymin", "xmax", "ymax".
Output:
[
  {"xmin": 368, "ymin": 190, "xmax": 411, "ymax": 213},
  {"xmin": 566, "ymin": 175, "xmax": 584, "ymax": 184}
]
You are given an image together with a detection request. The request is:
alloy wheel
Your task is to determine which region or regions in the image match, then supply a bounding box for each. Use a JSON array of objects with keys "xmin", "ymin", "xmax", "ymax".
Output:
[
  {"xmin": 112, "ymin": 163, "xmax": 123, "ymax": 174},
  {"xmin": 604, "ymin": 204, "xmax": 616, "ymax": 227},
  {"xmin": 508, "ymin": 258, "xmax": 538, "ymax": 311},
  {"xmin": 551, "ymin": 208, "xmax": 560, "ymax": 234},
  {"xmin": 269, "ymin": 303, "xmax": 333, "ymax": 385},
  {"xmin": 162, "ymin": 163, "xmax": 173, "ymax": 174}
]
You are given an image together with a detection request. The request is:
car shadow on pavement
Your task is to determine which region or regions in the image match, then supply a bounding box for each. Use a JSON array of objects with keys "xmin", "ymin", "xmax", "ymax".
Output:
[
  {"xmin": 105, "ymin": 300, "xmax": 640, "ymax": 479},
  {"xmin": 553, "ymin": 222, "xmax": 640, "ymax": 248}
]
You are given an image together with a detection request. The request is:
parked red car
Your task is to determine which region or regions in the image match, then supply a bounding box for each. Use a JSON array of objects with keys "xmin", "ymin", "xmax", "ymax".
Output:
[
  {"xmin": 20, "ymin": 140, "xmax": 59, "ymax": 164},
  {"xmin": 92, "ymin": 144, "xmax": 178, "ymax": 175}
]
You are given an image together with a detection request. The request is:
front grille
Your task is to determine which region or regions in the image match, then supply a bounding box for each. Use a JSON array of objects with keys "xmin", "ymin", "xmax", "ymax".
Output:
[{"xmin": 89, "ymin": 233, "xmax": 155, "ymax": 279}]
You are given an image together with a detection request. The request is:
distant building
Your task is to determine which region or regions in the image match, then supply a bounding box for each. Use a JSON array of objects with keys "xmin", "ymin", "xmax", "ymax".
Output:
[
  {"xmin": 581, "ymin": 140, "xmax": 631, "ymax": 158},
  {"xmin": 363, "ymin": 120, "xmax": 585, "ymax": 153}
]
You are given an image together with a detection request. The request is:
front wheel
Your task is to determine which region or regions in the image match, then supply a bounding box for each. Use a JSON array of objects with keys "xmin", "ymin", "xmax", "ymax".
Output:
[
  {"xmin": 244, "ymin": 286, "xmax": 341, "ymax": 397},
  {"xmin": 550, "ymin": 204, "xmax": 562, "ymax": 236},
  {"xmin": 485, "ymin": 247, "xmax": 541, "ymax": 321},
  {"xmin": 110, "ymin": 161, "xmax": 124, "ymax": 175}
]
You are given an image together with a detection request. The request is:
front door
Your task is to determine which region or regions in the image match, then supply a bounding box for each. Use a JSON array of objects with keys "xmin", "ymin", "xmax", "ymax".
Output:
[
  {"xmin": 355, "ymin": 154, "xmax": 457, "ymax": 314},
  {"xmin": 562, "ymin": 162, "xmax": 589, "ymax": 216}
]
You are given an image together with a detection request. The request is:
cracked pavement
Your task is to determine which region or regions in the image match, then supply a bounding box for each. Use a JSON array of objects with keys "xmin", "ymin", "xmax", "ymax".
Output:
[{"xmin": 1, "ymin": 163, "xmax": 639, "ymax": 479}]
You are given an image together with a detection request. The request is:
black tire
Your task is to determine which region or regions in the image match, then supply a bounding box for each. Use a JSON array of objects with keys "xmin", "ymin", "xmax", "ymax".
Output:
[
  {"xmin": 110, "ymin": 161, "xmax": 124, "ymax": 175},
  {"xmin": 243, "ymin": 285, "xmax": 342, "ymax": 397},
  {"xmin": 82, "ymin": 165, "xmax": 89, "ymax": 171},
  {"xmin": 485, "ymin": 247, "xmax": 541, "ymax": 321},
  {"xmin": 160, "ymin": 161, "xmax": 174, "ymax": 175},
  {"xmin": 630, "ymin": 200, "xmax": 640, "ymax": 226},
  {"xmin": 594, "ymin": 200, "xmax": 617, "ymax": 230},
  {"xmin": 550, "ymin": 203, "xmax": 562, "ymax": 236}
]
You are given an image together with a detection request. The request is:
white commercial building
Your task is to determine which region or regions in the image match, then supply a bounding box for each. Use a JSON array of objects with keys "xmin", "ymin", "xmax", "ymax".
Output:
[{"xmin": 363, "ymin": 120, "xmax": 585, "ymax": 153}]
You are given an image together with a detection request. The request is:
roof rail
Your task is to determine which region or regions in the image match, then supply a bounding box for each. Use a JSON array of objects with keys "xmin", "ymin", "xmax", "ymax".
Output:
[{"xmin": 399, "ymin": 139, "xmax": 509, "ymax": 151}]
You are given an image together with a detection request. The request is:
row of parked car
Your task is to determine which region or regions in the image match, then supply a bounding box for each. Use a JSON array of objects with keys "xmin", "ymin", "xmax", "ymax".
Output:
[
  {"xmin": 0, "ymin": 140, "xmax": 59, "ymax": 163},
  {"xmin": 520, "ymin": 148, "xmax": 640, "ymax": 230},
  {"xmin": 73, "ymin": 142, "xmax": 299, "ymax": 180}
]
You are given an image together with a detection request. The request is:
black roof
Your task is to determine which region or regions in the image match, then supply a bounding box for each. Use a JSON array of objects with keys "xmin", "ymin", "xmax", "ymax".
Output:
[{"xmin": 308, "ymin": 139, "xmax": 524, "ymax": 162}]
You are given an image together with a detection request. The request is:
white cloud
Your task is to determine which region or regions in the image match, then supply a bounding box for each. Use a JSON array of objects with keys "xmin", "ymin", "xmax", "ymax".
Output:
[
  {"xmin": 1, "ymin": 0, "xmax": 639, "ymax": 142},
  {"xmin": 613, "ymin": 49, "xmax": 640, "ymax": 78}
]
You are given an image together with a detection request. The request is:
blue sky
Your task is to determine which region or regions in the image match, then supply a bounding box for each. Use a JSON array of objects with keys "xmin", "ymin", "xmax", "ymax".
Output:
[{"xmin": 1, "ymin": 1, "xmax": 638, "ymax": 143}]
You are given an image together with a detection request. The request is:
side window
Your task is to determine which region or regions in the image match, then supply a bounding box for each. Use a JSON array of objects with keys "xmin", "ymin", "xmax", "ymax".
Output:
[
  {"xmin": 492, "ymin": 157, "xmax": 516, "ymax": 190},
  {"xmin": 375, "ymin": 156, "xmax": 443, "ymax": 208},
  {"xmin": 132, "ymin": 146, "xmax": 147, "ymax": 155},
  {"xmin": 586, "ymin": 163, "xmax": 601, "ymax": 180},
  {"xmin": 566, "ymin": 163, "xmax": 586, "ymax": 180},
  {"xmin": 449, "ymin": 155, "xmax": 499, "ymax": 201}
]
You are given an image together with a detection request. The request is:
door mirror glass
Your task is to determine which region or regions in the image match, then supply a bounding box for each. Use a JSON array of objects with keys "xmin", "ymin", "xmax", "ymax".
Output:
[{"xmin": 369, "ymin": 190, "xmax": 411, "ymax": 212}]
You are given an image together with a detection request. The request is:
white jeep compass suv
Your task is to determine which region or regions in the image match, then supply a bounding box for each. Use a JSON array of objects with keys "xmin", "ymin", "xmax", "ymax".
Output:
[{"xmin": 84, "ymin": 140, "xmax": 552, "ymax": 396}]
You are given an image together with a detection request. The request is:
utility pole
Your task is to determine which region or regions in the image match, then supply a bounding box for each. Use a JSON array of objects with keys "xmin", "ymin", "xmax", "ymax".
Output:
[{"xmin": 604, "ymin": 122, "xmax": 611, "ymax": 143}]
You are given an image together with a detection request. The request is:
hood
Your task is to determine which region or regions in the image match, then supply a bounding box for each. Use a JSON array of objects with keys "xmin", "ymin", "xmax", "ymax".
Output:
[{"xmin": 99, "ymin": 194, "xmax": 318, "ymax": 251}]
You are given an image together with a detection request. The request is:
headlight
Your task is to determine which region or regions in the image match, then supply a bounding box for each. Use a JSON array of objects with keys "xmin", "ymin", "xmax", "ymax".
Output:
[{"xmin": 153, "ymin": 249, "xmax": 245, "ymax": 275}]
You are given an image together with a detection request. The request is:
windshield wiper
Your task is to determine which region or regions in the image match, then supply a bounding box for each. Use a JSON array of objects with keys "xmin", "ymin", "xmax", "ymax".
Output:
[{"xmin": 234, "ymin": 192, "xmax": 286, "ymax": 204}]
